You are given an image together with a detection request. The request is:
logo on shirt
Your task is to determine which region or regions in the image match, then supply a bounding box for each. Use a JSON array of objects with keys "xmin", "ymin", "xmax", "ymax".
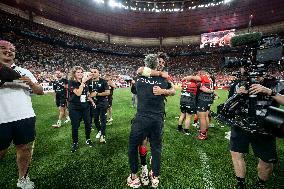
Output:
[{"xmin": 138, "ymin": 77, "xmax": 162, "ymax": 85}]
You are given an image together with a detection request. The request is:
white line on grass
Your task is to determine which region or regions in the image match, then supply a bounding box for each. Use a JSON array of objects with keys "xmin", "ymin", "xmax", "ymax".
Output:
[{"xmin": 197, "ymin": 149, "xmax": 215, "ymax": 189}]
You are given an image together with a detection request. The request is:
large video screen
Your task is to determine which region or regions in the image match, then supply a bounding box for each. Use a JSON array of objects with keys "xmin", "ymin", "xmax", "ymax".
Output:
[{"xmin": 200, "ymin": 29, "xmax": 235, "ymax": 48}]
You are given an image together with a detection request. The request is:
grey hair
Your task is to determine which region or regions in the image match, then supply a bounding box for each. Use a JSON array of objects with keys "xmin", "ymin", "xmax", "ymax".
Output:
[{"xmin": 144, "ymin": 54, "xmax": 159, "ymax": 69}]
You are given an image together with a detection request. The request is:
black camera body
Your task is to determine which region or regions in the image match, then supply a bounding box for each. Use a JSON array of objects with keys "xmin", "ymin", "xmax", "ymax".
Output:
[
  {"xmin": 216, "ymin": 33, "xmax": 284, "ymax": 137},
  {"xmin": 0, "ymin": 63, "xmax": 21, "ymax": 86}
]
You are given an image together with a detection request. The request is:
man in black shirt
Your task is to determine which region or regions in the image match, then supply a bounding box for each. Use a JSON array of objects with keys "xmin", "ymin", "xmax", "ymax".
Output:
[
  {"xmin": 88, "ymin": 68, "xmax": 110, "ymax": 143},
  {"xmin": 52, "ymin": 70, "xmax": 70, "ymax": 128},
  {"xmin": 230, "ymin": 77, "xmax": 284, "ymax": 189},
  {"xmin": 127, "ymin": 54, "xmax": 175, "ymax": 188}
]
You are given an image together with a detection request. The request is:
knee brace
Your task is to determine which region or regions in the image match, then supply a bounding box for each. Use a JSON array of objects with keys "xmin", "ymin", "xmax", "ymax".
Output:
[{"xmin": 139, "ymin": 145, "xmax": 148, "ymax": 156}]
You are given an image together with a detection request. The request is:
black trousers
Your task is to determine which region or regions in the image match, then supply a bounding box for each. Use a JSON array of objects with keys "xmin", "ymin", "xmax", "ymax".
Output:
[
  {"xmin": 128, "ymin": 114, "xmax": 164, "ymax": 177},
  {"xmin": 91, "ymin": 106, "xmax": 107, "ymax": 136},
  {"xmin": 69, "ymin": 103, "xmax": 91, "ymax": 144}
]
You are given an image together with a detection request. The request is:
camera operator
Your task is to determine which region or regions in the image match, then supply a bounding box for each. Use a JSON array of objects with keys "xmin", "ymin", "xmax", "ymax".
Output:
[
  {"xmin": 0, "ymin": 40, "xmax": 43, "ymax": 189},
  {"xmin": 230, "ymin": 76, "xmax": 284, "ymax": 189}
]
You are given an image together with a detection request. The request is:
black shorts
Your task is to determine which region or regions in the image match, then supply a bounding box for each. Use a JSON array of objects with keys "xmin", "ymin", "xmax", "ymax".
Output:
[
  {"xmin": 197, "ymin": 99, "xmax": 213, "ymax": 112},
  {"xmin": 108, "ymin": 96, "xmax": 113, "ymax": 108},
  {"xmin": 56, "ymin": 97, "xmax": 67, "ymax": 107},
  {"xmin": 180, "ymin": 104, "xmax": 196, "ymax": 114},
  {"xmin": 0, "ymin": 117, "xmax": 36, "ymax": 150},
  {"xmin": 230, "ymin": 126, "xmax": 277, "ymax": 163}
]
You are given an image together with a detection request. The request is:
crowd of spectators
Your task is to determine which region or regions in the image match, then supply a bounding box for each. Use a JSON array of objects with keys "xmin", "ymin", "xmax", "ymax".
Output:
[{"xmin": 1, "ymin": 10, "xmax": 283, "ymax": 88}]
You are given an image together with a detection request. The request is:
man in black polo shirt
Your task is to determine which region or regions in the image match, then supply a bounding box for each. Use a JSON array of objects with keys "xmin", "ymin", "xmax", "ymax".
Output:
[
  {"xmin": 52, "ymin": 70, "xmax": 70, "ymax": 128},
  {"xmin": 88, "ymin": 68, "xmax": 110, "ymax": 143},
  {"xmin": 127, "ymin": 54, "xmax": 175, "ymax": 188}
]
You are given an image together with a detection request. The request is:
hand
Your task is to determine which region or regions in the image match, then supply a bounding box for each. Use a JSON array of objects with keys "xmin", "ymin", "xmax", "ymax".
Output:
[
  {"xmin": 160, "ymin": 72, "xmax": 169, "ymax": 79},
  {"xmin": 137, "ymin": 67, "xmax": 144, "ymax": 75},
  {"xmin": 91, "ymin": 102, "xmax": 96, "ymax": 109},
  {"xmin": 236, "ymin": 86, "xmax": 248, "ymax": 94},
  {"xmin": 19, "ymin": 76, "xmax": 34, "ymax": 87},
  {"xmin": 93, "ymin": 91, "xmax": 98, "ymax": 97},
  {"xmin": 213, "ymin": 91, "xmax": 219, "ymax": 97},
  {"xmin": 82, "ymin": 76, "xmax": 91, "ymax": 84},
  {"xmin": 153, "ymin": 86, "xmax": 164, "ymax": 96},
  {"xmin": 182, "ymin": 76, "xmax": 192, "ymax": 81},
  {"xmin": 249, "ymin": 84, "xmax": 272, "ymax": 95}
]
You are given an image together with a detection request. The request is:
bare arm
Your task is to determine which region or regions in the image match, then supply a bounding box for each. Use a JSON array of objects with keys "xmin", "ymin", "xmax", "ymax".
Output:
[
  {"xmin": 90, "ymin": 90, "xmax": 110, "ymax": 98},
  {"xmin": 30, "ymin": 83, "xmax": 44, "ymax": 95},
  {"xmin": 183, "ymin": 75, "xmax": 201, "ymax": 81},
  {"xmin": 73, "ymin": 83, "xmax": 85, "ymax": 96},
  {"xmin": 200, "ymin": 86, "xmax": 214, "ymax": 94},
  {"xmin": 19, "ymin": 76, "xmax": 44, "ymax": 95},
  {"xmin": 271, "ymin": 94, "xmax": 284, "ymax": 105},
  {"xmin": 108, "ymin": 80, "xmax": 117, "ymax": 88},
  {"xmin": 87, "ymin": 95, "xmax": 96, "ymax": 106},
  {"xmin": 73, "ymin": 76, "xmax": 92, "ymax": 96},
  {"xmin": 137, "ymin": 67, "xmax": 168, "ymax": 79},
  {"xmin": 153, "ymin": 83, "xmax": 176, "ymax": 96},
  {"xmin": 250, "ymin": 84, "xmax": 284, "ymax": 105}
]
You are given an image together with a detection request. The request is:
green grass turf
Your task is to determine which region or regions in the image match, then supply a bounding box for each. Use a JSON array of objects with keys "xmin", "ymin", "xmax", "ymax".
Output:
[{"xmin": 0, "ymin": 89, "xmax": 283, "ymax": 189}]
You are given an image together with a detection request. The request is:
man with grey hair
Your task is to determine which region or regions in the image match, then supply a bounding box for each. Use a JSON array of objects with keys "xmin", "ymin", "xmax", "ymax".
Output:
[{"xmin": 127, "ymin": 54, "xmax": 175, "ymax": 188}]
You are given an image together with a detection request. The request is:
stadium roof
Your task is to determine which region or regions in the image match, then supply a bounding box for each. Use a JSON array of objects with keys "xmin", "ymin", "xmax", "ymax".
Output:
[{"xmin": 2, "ymin": 0, "xmax": 284, "ymax": 38}]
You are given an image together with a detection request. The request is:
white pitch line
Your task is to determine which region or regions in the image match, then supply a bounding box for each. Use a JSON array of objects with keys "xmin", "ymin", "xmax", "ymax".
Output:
[{"xmin": 198, "ymin": 149, "xmax": 215, "ymax": 189}]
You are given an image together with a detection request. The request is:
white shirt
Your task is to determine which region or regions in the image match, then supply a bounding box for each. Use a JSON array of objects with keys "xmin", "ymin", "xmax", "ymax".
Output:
[{"xmin": 0, "ymin": 65, "xmax": 38, "ymax": 124}]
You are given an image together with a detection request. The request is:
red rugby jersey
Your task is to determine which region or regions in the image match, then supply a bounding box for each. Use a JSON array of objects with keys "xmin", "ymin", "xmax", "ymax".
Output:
[{"xmin": 181, "ymin": 80, "xmax": 198, "ymax": 96}]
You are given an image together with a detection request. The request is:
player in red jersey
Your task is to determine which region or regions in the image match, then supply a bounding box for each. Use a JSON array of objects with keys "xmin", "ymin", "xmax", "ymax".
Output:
[
  {"xmin": 177, "ymin": 77, "xmax": 198, "ymax": 135},
  {"xmin": 183, "ymin": 70, "xmax": 215, "ymax": 140}
]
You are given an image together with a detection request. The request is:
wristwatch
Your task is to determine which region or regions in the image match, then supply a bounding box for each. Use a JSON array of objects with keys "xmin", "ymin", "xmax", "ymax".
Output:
[{"xmin": 270, "ymin": 90, "xmax": 278, "ymax": 97}]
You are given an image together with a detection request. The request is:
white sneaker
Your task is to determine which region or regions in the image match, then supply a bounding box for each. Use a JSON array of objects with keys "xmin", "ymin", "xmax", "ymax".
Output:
[
  {"xmin": 17, "ymin": 176, "xmax": 35, "ymax": 189},
  {"xmin": 100, "ymin": 135, "xmax": 106, "ymax": 143},
  {"xmin": 127, "ymin": 174, "xmax": 141, "ymax": 188},
  {"xmin": 108, "ymin": 118, "xmax": 113, "ymax": 122},
  {"xmin": 192, "ymin": 123, "xmax": 200, "ymax": 129},
  {"xmin": 225, "ymin": 131, "xmax": 231, "ymax": 140},
  {"xmin": 149, "ymin": 170, "xmax": 159, "ymax": 188},
  {"xmin": 52, "ymin": 120, "xmax": 61, "ymax": 128},
  {"xmin": 140, "ymin": 165, "xmax": 149, "ymax": 186},
  {"xmin": 64, "ymin": 116, "xmax": 70, "ymax": 124},
  {"xmin": 96, "ymin": 131, "xmax": 101, "ymax": 139}
]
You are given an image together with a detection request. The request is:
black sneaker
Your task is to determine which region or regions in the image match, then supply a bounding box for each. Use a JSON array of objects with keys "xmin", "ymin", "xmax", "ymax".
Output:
[
  {"xmin": 183, "ymin": 129, "xmax": 190, "ymax": 135},
  {"xmin": 71, "ymin": 143, "xmax": 78, "ymax": 153},
  {"xmin": 85, "ymin": 139, "xmax": 94, "ymax": 147},
  {"xmin": 176, "ymin": 127, "xmax": 183, "ymax": 132}
]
